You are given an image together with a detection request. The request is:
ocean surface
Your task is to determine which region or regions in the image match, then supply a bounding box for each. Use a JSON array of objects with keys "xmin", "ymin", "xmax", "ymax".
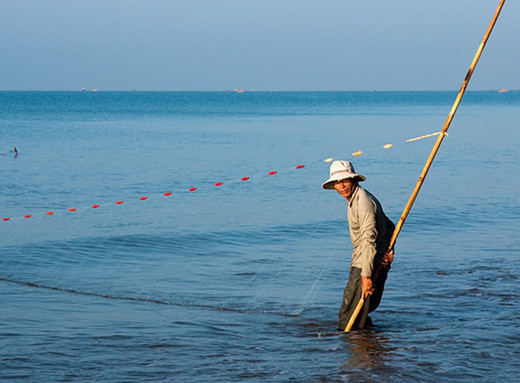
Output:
[{"xmin": 1, "ymin": 91, "xmax": 519, "ymax": 382}]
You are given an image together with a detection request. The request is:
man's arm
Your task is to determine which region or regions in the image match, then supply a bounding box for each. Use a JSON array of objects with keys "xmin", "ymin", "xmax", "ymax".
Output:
[
  {"xmin": 356, "ymin": 196, "xmax": 379, "ymax": 296},
  {"xmin": 357, "ymin": 198, "xmax": 379, "ymax": 279}
]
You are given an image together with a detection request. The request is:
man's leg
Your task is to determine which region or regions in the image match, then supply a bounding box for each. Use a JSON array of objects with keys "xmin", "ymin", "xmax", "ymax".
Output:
[
  {"xmin": 368, "ymin": 266, "xmax": 388, "ymax": 313},
  {"xmin": 338, "ymin": 267, "xmax": 370, "ymax": 331}
]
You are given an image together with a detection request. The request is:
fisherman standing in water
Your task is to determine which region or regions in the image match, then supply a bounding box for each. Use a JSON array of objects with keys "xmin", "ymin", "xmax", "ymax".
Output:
[{"xmin": 322, "ymin": 160, "xmax": 395, "ymax": 330}]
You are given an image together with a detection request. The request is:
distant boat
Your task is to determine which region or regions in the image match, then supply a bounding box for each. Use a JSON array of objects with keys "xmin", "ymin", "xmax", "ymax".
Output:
[
  {"xmin": 498, "ymin": 89, "xmax": 509, "ymax": 93},
  {"xmin": 234, "ymin": 89, "xmax": 245, "ymax": 94}
]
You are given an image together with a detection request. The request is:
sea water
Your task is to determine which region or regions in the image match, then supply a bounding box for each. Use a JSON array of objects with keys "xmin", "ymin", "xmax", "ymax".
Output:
[{"xmin": 1, "ymin": 91, "xmax": 519, "ymax": 382}]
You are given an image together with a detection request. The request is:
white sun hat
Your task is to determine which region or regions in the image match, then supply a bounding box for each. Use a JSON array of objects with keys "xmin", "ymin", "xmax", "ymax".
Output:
[{"xmin": 321, "ymin": 160, "xmax": 366, "ymax": 190}]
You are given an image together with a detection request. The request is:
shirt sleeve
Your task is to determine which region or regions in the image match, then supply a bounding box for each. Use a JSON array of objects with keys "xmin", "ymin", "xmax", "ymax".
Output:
[{"xmin": 357, "ymin": 195, "xmax": 379, "ymax": 277}]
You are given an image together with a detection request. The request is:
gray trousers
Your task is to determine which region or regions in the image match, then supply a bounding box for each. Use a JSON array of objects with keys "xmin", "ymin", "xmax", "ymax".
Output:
[{"xmin": 338, "ymin": 266, "xmax": 388, "ymax": 331}]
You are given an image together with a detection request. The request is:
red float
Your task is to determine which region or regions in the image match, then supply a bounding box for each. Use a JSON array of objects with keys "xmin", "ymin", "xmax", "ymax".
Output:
[{"xmin": 3, "ymin": 160, "xmax": 321, "ymax": 222}]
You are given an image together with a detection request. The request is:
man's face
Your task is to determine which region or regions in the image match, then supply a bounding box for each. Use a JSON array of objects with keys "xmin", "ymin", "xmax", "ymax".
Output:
[{"xmin": 333, "ymin": 178, "xmax": 357, "ymax": 200}]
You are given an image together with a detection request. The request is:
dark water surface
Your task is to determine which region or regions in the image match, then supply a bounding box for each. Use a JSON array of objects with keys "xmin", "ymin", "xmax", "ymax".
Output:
[{"xmin": 1, "ymin": 91, "xmax": 519, "ymax": 381}]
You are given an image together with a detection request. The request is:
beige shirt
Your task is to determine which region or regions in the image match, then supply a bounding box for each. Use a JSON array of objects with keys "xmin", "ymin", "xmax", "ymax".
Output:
[{"xmin": 347, "ymin": 185, "xmax": 395, "ymax": 277}]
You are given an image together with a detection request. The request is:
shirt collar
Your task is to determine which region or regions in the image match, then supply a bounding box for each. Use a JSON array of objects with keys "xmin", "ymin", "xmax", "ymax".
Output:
[{"xmin": 348, "ymin": 185, "xmax": 361, "ymax": 208}]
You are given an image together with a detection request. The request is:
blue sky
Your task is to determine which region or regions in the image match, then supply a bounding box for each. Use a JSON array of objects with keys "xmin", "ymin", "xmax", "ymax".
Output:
[{"xmin": 0, "ymin": 0, "xmax": 518, "ymax": 91}]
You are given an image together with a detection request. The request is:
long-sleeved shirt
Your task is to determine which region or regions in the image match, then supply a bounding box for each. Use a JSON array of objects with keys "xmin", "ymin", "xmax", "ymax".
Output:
[{"xmin": 347, "ymin": 185, "xmax": 395, "ymax": 277}]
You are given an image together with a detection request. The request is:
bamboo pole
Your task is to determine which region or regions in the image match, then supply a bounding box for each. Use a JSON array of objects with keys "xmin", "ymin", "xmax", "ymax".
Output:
[{"xmin": 345, "ymin": 0, "xmax": 506, "ymax": 332}]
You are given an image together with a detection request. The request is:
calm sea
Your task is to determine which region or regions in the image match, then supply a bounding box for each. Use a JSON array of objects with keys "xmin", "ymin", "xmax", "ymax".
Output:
[{"xmin": 1, "ymin": 91, "xmax": 519, "ymax": 382}]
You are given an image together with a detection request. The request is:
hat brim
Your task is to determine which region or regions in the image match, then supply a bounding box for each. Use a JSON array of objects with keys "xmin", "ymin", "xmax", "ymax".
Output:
[{"xmin": 321, "ymin": 173, "xmax": 366, "ymax": 190}]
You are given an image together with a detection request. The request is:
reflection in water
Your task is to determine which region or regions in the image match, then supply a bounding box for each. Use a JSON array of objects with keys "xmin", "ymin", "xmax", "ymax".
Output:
[{"xmin": 339, "ymin": 330, "xmax": 395, "ymax": 381}]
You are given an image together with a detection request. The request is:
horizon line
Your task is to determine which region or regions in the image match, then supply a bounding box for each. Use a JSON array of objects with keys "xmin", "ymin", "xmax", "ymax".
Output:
[{"xmin": 0, "ymin": 89, "xmax": 516, "ymax": 93}]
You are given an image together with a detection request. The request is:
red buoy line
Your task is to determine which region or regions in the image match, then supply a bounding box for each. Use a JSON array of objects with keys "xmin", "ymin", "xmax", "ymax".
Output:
[
  {"xmin": 2, "ymin": 130, "xmax": 443, "ymax": 223},
  {"xmin": 1, "ymin": 164, "xmax": 307, "ymax": 223}
]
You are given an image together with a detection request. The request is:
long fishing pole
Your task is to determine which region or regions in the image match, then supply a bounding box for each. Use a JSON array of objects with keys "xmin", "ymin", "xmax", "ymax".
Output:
[{"xmin": 345, "ymin": 0, "xmax": 507, "ymax": 332}]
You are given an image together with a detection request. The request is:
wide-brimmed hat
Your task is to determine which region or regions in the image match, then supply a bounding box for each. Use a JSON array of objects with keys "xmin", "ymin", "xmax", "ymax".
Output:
[{"xmin": 321, "ymin": 160, "xmax": 366, "ymax": 190}]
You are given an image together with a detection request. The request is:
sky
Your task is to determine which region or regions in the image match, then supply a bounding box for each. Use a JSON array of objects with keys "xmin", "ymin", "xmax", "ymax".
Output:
[{"xmin": 0, "ymin": 0, "xmax": 518, "ymax": 91}]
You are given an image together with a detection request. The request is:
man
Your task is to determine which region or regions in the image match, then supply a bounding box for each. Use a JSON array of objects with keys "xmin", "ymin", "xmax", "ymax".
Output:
[{"xmin": 322, "ymin": 160, "xmax": 395, "ymax": 330}]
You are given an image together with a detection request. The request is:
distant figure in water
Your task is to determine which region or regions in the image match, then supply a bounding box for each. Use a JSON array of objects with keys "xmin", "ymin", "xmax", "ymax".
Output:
[
  {"xmin": 14, "ymin": 146, "xmax": 18, "ymax": 158},
  {"xmin": 322, "ymin": 160, "xmax": 395, "ymax": 330}
]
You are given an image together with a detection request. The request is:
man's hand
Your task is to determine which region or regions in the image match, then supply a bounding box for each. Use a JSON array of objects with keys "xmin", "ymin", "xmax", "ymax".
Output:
[
  {"xmin": 361, "ymin": 276, "xmax": 374, "ymax": 297},
  {"xmin": 380, "ymin": 249, "xmax": 394, "ymax": 268}
]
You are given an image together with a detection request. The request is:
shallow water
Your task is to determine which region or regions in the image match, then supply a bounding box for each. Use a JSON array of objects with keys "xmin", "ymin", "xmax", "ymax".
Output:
[{"xmin": 1, "ymin": 91, "xmax": 519, "ymax": 381}]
